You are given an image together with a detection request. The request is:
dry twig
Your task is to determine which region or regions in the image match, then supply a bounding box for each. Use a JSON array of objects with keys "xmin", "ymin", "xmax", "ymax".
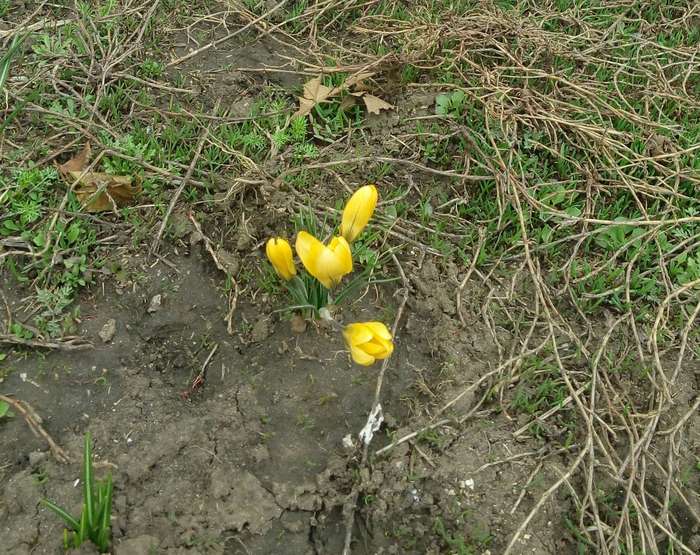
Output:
[{"xmin": 0, "ymin": 395, "xmax": 71, "ymax": 464}]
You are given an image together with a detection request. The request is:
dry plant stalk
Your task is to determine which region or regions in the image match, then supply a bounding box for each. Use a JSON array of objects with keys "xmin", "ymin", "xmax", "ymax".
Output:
[
  {"xmin": 319, "ymin": 5, "xmax": 700, "ymax": 554},
  {"xmin": 0, "ymin": 395, "xmax": 71, "ymax": 464}
]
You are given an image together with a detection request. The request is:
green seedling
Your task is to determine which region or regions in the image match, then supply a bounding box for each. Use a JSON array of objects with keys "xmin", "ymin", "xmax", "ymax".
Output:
[
  {"xmin": 0, "ymin": 399, "xmax": 13, "ymax": 418},
  {"xmin": 42, "ymin": 432, "xmax": 113, "ymax": 552},
  {"xmin": 0, "ymin": 33, "xmax": 25, "ymax": 91}
]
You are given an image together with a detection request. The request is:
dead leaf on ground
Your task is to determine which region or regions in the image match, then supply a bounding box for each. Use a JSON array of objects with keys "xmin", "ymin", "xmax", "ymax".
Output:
[
  {"xmin": 339, "ymin": 94, "xmax": 359, "ymax": 111},
  {"xmin": 362, "ymin": 94, "xmax": 394, "ymax": 115},
  {"xmin": 58, "ymin": 143, "xmax": 92, "ymax": 174},
  {"xmin": 294, "ymin": 71, "xmax": 393, "ymax": 117},
  {"xmin": 294, "ymin": 76, "xmax": 335, "ymax": 118},
  {"xmin": 65, "ymin": 172, "xmax": 141, "ymax": 213},
  {"xmin": 58, "ymin": 143, "xmax": 141, "ymax": 213},
  {"xmin": 290, "ymin": 313, "xmax": 307, "ymax": 334},
  {"xmin": 344, "ymin": 71, "xmax": 375, "ymax": 89}
]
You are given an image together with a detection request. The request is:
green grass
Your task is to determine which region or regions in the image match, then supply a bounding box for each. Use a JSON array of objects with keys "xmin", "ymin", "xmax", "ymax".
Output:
[
  {"xmin": 42, "ymin": 432, "xmax": 113, "ymax": 552},
  {"xmin": 0, "ymin": 398, "xmax": 11, "ymax": 418},
  {"xmin": 433, "ymin": 515, "xmax": 492, "ymax": 555},
  {"xmin": 1, "ymin": 167, "xmax": 96, "ymax": 337},
  {"xmin": 509, "ymin": 355, "xmax": 576, "ymax": 441},
  {"xmin": 0, "ymin": 33, "xmax": 24, "ymax": 90},
  {"xmin": 401, "ymin": 2, "xmax": 700, "ymax": 317}
]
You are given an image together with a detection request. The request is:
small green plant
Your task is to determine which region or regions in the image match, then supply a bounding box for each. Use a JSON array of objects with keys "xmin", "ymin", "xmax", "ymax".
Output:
[
  {"xmin": 242, "ymin": 0, "xmax": 263, "ymax": 12},
  {"xmin": 509, "ymin": 355, "xmax": 575, "ymax": 440},
  {"xmin": 32, "ymin": 32, "xmax": 73, "ymax": 58},
  {"xmin": 42, "ymin": 432, "xmax": 113, "ymax": 552},
  {"xmin": 139, "ymin": 59, "xmax": 164, "ymax": 78},
  {"xmin": 0, "ymin": 399, "xmax": 13, "ymax": 419},
  {"xmin": 435, "ymin": 89, "xmax": 468, "ymax": 118},
  {"xmin": 433, "ymin": 515, "xmax": 491, "ymax": 555},
  {"xmin": 0, "ymin": 33, "xmax": 24, "ymax": 90},
  {"xmin": 34, "ymin": 285, "xmax": 76, "ymax": 337}
]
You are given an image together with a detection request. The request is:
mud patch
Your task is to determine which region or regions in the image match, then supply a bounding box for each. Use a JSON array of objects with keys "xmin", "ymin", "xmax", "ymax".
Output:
[{"xmin": 0, "ymin": 248, "xmax": 426, "ymax": 553}]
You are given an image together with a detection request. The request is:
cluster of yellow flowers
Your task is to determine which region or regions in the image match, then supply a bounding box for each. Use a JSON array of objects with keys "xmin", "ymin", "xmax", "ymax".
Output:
[{"xmin": 265, "ymin": 185, "xmax": 394, "ymax": 366}]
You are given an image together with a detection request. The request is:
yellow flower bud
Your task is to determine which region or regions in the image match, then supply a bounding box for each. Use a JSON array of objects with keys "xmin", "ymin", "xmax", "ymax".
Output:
[
  {"xmin": 343, "ymin": 322, "xmax": 394, "ymax": 366},
  {"xmin": 265, "ymin": 237, "xmax": 296, "ymax": 281},
  {"xmin": 295, "ymin": 231, "xmax": 352, "ymax": 289},
  {"xmin": 340, "ymin": 184, "xmax": 378, "ymax": 242}
]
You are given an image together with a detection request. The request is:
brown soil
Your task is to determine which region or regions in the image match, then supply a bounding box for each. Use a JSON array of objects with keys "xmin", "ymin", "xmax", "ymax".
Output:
[{"xmin": 0, "ymin": 243, "xmax": 575, "ymax": 554}]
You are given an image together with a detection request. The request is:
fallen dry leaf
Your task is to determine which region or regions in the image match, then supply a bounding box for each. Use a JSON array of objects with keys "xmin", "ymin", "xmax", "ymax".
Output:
[
  {"xmin": 294, "ymin": 76, "xmax": 335, "ymax": 118},
  {"xmin": 290, "ymin": 313, "xmax": 307, "ymax": 334},
  {"xmin": 58, "ymin": 144, "xmax": 141, "ymax": 213},
  {"xmin": 362, "ymin": 94, "xmax": 394, "ymax": 115},
  {"xmin": 65, "ymin": 172, "xmax": 141, "ymax": 213},
  {"xmin": 344, "ymin": 71, "xmax": 375, "ymax": 89},
  {"xmin": 294, "ymin": 72, "xmax": 386, "ymax": 117},
  {"xmin": 58, "ymin": 143, "xmax": 92, "ymax": 174},
  {"xmin": 339, "ymin": 94, "xmax": 359, "ymax": 111}
]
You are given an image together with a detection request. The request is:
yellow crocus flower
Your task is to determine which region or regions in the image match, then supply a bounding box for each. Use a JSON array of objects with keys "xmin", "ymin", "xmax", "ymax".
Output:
[
  {"xmin": 265, "ymin": 237, "xmax": 296, "ymax": 281},
  {"xmin": 343, "ymin": 322, "xmax": 394, "ymax": 366},
  {"xmin": 340, "ymin": 184, "xmax": 378, "ymax": 242},
  {"xmin": 295, "ymin": 231, "xmax": 352, "ymax": 289}
]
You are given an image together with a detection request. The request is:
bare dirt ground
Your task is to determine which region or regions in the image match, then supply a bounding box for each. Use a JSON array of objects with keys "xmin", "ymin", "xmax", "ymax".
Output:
[{"xmin": 2, "ymin": 1, "xmax": 700, "ymax": 554}]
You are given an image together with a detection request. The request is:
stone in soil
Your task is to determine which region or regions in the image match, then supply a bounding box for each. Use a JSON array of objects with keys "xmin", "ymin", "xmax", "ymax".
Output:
[{"xmin": 99, "ymin": 318, "xmax": 117, "ymax": 342}]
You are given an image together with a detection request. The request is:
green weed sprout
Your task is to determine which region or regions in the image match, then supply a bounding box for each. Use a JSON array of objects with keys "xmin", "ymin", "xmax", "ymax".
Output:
[
  {"xmin": 0, "ymin": 33, "xmax": 25, "ymax": 91},
  {"xmin": 42, "ymin": 432, "xmax": 113, "ymax": 552}
]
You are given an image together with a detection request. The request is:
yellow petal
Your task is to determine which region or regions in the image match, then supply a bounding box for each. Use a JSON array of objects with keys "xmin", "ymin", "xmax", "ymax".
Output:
[
  {"xmin": 295, "ymin": 231, "xmax": 329, "ymax": 285},
  {"xmin": 316, "ymin": 247, "xmax": 348, "ymax": 287},
  {"xmin": 297, "ymin": 232, "xmax": 353, "ymax": 289},
  {"xmin": 266, "ymin": 237, "xmax": 296, "ymax": 280},
  {"xmin": 349, "ymin": 345, "xmax": 376, "ymax": 366},
  {"xmin": 340, "ymin": 185, "xmax": 378, "ymax": 242},
  {"xmin": 363, "ymin": 322, "xmax": 392, "ymax": 341},
  {"xmin": 362, "ymin": 340, "xmax": 387, "ymax": 356},
  {"xmin": 328, "ymin": 236, "xmax": 353, "ymax": 275},
  {"xmin": 344, "ymin": 322, "xmax": 394, "ymax": 366},
  {"xmin": 374, "ymin": 337, "xmax": 394, "ymax": 359},
  {"xmin": 344, "ymin": 323, "xmax": 373, "ymax": 346},
  {"xmin": 363, "ymin": 336, "xmax": 393, "ymax": 359}
]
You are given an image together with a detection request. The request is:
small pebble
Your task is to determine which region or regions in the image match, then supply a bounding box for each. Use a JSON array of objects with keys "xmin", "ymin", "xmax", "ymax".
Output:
[
  {"xmin": 342, "ymin": 434, "xmax": 355, "ymax": 450},
  {"xmin": 28, "ymin": 450, "xmax": 47, "ymax": 467},
  {"xmin": 290, "ymin": 314, "xmax": 307, "ymax": 334},
  {"xmin": 99, "ymin": 318, "xmax": 117, "ymax": 343},
  {"xmin": 147, "ymin": 294, "xmax": 162, "ymax": 313},
  {"xmin": 250, "ymin": 317, "xmax": 270, "ymax": 343}
]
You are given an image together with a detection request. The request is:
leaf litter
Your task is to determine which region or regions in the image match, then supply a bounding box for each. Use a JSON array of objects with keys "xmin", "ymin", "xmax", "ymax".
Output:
[
  {"xmin": 57, "ymin": 143, "xmax": 141, "ymax": 213},
  {"xmin": 294, "ymin": 72, "xmax": 393, "ymax": 117}
]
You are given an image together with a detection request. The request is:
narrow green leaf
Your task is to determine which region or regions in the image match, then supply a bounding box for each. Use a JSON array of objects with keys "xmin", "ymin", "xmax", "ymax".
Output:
[
  {"xmin": 41, "ymin": 499, "xmax": 81, "ymax": 532},
  {"xmin": 82, "ymin": 432, "xmax": 95, "ymax": 529},
  {"xmin": 79, "ymin": 508, "xmax": 87, "ymax": 542},
  {"xmin": 0, "ymin": 34, "xmax": 25, "ymax": 91},
  {"xmin": 97, "ymin": 477, "xmax": 113, "ymax": 551}
]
